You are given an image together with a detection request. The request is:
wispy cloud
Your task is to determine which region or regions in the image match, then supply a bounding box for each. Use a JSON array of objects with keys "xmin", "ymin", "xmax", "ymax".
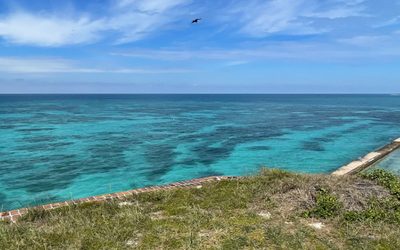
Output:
[
  {"xmin": 226, "ymin": 0, "xmax": 368, "ymax": 37},
  {"xmin": 0, "ymin": 57, "xmax": 192, "ymax": 74},
  {"xmin": 109, "ymin": 0, "xmax": 190, "ymax": 44},
  {"xmin": 112, "ymin": 38, "xmax": 400, "ymax": 62},
  {"xmin": 227, "ymin": 0, "xmax": 322, "ymax": 37},
  {"xmin": 0, "ymin": 0, "xmax": 190, "ymax": 46},
  {"xmin": 0, "ymin": 0, "xmax": 373, "ymax": 46},
  {"xmin": 224, "ymin": 60, "xmax": 250, "ymax": 67},
  {"xmin": 374, "ymin": 16, "xmax": 400, "ymax": 28},
  {"xmin": 338, "ymin": 35, "xmax": 389, "ymax": 47},
  {"xmin": 304, "ymin": 0, "xmax": 367, "ymax": 19}
]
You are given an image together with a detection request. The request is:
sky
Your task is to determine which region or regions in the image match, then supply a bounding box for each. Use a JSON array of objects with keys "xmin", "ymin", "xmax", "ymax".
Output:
[{"xmin": 0, "ymin": 0, "xmax": 399, "ymax": 93}]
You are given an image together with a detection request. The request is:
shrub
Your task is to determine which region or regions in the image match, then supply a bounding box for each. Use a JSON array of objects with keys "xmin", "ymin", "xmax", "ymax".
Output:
[
  {"xmin": 344, "ymin": 197, "xmax": 400, "ymax": 223},
  {"xmin": 304, "ymin": 188, "xmax": 342, "ymax": 219},
  {"xmin": 362, "ymin": 169, "xmax": 400, "ymax": 199}
]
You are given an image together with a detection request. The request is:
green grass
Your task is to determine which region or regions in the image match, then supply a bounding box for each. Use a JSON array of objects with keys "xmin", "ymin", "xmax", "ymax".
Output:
[{"xmin": 1, "ymin": 168, "xmax": 400, "ymax": 249}]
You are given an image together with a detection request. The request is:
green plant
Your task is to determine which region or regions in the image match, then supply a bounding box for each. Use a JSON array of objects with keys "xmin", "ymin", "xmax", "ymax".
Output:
[
  {"xmin": 344, "ymin": 197, "xmax": 400, "ymax": 223},
  {"xmin": 304, "ymin": 188, "xmax": 342, "ymax": 219},
  {"xmin": 362, "ymin": 169, "xmax": 400, "ymax": 199}
]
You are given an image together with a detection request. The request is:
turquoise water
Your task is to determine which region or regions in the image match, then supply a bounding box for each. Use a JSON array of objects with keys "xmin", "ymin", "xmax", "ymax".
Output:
[{"xmin": 1, "ymin": 94, "xmax": 400, "ymax": 211}]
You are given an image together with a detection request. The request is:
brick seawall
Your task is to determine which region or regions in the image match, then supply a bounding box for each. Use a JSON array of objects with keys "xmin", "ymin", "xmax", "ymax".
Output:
[{"xmin": 0, "ymin": 176, "xmax": 238, "ymax": 223}]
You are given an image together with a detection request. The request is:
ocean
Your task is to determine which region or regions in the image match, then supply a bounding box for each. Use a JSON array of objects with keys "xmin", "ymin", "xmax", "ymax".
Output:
[{"xmin": 1, "ymin": 94, "xmax": 400, "ymax": 210}]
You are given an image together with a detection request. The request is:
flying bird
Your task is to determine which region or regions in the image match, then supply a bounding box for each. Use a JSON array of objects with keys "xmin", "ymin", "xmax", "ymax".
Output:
[{"xmin": 192, "ymin": 18, "xmax": 202, "ymax": 24}]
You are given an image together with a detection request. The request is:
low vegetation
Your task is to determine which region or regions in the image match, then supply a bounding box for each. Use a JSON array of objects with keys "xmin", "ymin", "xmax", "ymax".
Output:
[{"xmin": 1, "ymin": 168, "xmax": 400, "ymax": 249}]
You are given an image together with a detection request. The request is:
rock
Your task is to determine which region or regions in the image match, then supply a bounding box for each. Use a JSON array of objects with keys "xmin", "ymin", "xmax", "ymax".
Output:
[
  {"xmin": 258, "ymin": 211, "xmax": 271, "ymax": 219},
  {"xmin": 308, "ymin": 222, "xmax": 325, "ymax": 230},
  {"xmin": 126, "ymin": 239, "xmax": 138, "ymax": 246},
  {"xmin": 118, "ymin": 201, "xmax": 134, "ymax": 207}
]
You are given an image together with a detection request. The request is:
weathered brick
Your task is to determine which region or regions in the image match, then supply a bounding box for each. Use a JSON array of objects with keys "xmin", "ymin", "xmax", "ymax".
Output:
[
  {"xmin": 9, "ymin": 210, "xmax": 20, "ymax": 216},
  {"xmin": 1, "ymin": 215, "xmax": 11, "ymax": 221},
  {"xmin": 43, "ymin": 204, "xmax": 53, "ymax": 210},
  {"xmin": 1, "ymin": 175, "xmax": 238, "ymax": 223},
  {"xmin": 1, "ymin": 212, "xmax": 10, "ymax": 217}
]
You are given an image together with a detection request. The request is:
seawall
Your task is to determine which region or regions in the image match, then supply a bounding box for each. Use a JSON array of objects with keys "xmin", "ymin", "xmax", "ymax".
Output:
[
  {"xmin": 332, "ymin": 138, "xmax": 400, "ymax": 176},
  {"xmin": 0, "ymin": 176, "xmax": 237, "ymax": 223}
]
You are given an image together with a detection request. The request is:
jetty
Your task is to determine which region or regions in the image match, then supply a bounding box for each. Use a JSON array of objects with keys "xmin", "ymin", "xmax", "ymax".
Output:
[{"xmin": 332, "ymin": 137, "xmax": 400, "ymax": 176}]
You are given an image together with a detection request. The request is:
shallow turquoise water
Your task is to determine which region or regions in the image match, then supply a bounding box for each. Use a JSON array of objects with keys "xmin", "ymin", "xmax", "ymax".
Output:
[{"xmin": 1, "ymin": 94, "xmax": 400, "ymax": 211}]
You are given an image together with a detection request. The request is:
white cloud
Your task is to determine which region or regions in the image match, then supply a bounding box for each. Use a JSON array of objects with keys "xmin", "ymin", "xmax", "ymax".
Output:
[
  {"xmin": 224, "ymin": 60, "xmax": 250, "ymax": 66},
  {"xmin": 0, "ymin": 57, "xmax": 75, "ymax": 73},
  {"xmin": 0, "ymin": 0, "xmax": 190, "ymax": 46},
  {"xmin": 338, "ymin": 35, "xmax": 389, "ymax": 46},
  {"xmin": 0, "ymin": 57, "xmax": 191, "ymax": 74},
  {"xmin": 227, "ymin": 0, "xmax": 367, "ymax": 37},
  {"xmin": 0, "ymin": 13, "xmax": 105, "ymax": 46}
]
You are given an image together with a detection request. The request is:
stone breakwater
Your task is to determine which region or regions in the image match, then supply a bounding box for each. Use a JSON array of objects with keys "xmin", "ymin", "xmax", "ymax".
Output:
[
  {"xmin": 0, "ymin": 176, "xmax": 238, "ymax": 223},
  {"xmin": 332, "ymin": 138, "xmax": 400, "ymax": 176}
]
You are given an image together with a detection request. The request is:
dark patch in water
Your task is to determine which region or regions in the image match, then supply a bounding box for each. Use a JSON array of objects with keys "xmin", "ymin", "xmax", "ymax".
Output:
[
  {"xmin": 177, "ymin": 158, "xmax": 199, "ymax": 166},
  {"xmin": 195, "ymin": 146, "xmax": 232, "ymax": 166},
  {"xmin": 200, "ymin": 170, "xmax": 224, "ymax": 177},
  {"xmin": 23, "ymin": 136, "xmax": 58, "ymax": 143},
  {"xmin": 248, "ymin": 146, "xmax": 271, "ymax": 151},
  {"xmin": 302, "ymin": 141, "xmax": 325, "ymax": 152},
  {"xmin": 86, "ymin": 152, "xmax": 127, "ymax": 173},
  {"xmin": 72, "ymin": 135, "xmax": 90, "ymax": 140},
  {"xmin": 15, "ymin": 141, "xmax": 74, "ymax": 151},
  {"xmin": 8, "ymin": 133, "xmax": 136, "ymax": 193},
  {"xmin": 144, "ymin": 144, "xmax": 177, "ymax": 180},
  {"xmin": 341, "ymin": 124, "xmax": 371, "ymax": 134},
  {"xmin": 129, "ymin": 181, "xmax": 140, "ymax": 189},
  {"xmin": 0, "ymin": 125, "xmax": 17, "ymax": 130},
  {"xmin": 17, "ymin": 167, "xmax": 79, "ymax": 193},
  {"xmin": 185, "ymin": 125, "xmax": 285, "ymax": 166},
  {"xmin": 17, "ymin": 127, "xmax": 55, "ymax": 132}
]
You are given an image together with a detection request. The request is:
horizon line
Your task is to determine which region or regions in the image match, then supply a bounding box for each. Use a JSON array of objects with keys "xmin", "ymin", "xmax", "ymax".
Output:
[{"xmin": 0, "ymin": 93, "xmax": 399, "ymax": 95}]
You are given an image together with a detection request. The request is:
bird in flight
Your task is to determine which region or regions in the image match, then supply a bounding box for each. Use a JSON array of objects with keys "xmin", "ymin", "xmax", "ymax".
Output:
[{"xmin": 192, "ymin": 18, "xmax": 202, "ymax": 24}]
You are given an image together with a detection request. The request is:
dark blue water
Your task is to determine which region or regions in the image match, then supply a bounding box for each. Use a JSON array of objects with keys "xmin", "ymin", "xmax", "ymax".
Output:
[{"xmin": 1, "ymin": 94, "xmax": 400, "ymax": 211}]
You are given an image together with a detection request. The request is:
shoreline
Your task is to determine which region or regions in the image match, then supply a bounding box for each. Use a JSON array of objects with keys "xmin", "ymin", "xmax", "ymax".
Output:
[
  {"xmin": 2, "ymin": 137, "xmax": 400, "ymax": 222},
  {"xmin": 331, "ymin": 137, "xmax": 400, "ymax": 176},
  {"xmin": 0, "ymin": 176, "xmax": 237, "ymax": 223}
]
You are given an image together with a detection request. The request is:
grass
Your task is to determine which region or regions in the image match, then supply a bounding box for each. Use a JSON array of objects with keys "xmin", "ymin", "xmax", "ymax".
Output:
[{"xmin": 1, "ymin": 168, "xmax": 400, "ymax": 249}]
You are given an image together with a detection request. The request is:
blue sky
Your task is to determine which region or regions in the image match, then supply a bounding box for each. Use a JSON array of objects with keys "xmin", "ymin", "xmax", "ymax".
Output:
[{"xmin": 0, "ymin": 0, "xmax": 399, "ymax": 93}]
